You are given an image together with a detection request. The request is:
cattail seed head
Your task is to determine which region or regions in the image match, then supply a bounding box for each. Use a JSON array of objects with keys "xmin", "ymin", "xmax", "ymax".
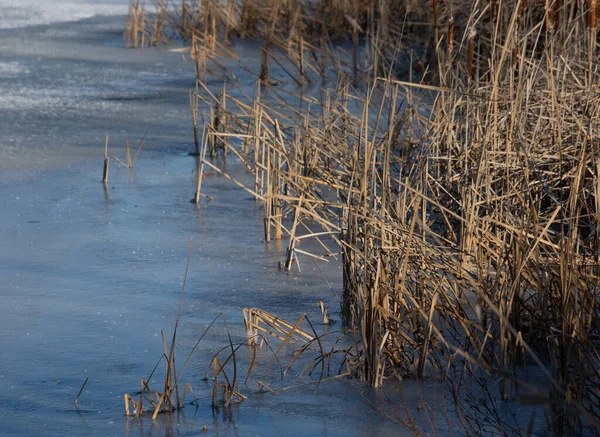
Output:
[
  {"xmin": 546, "ymin": 0, "xmax": 555, "ymax": 32},
  {"xmin": 589, "ymin": 0, "xmax": 598, "ymax": 30},
  {"xmin": 467, "ymin": 28, "xmax": 476, "ymax": 80}
]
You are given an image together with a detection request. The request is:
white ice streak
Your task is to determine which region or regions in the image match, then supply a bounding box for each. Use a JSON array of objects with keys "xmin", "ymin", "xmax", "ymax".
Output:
[
  {"xmin": 0, "ymin": 61, "xmax": 29, "ymax": 77},
  {"xmin": 0, "ymin": 0, "xmax": 126, "ymax": 30}
]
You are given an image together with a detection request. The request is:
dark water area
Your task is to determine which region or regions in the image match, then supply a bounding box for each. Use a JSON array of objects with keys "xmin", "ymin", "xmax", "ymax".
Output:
[{"xmin": 0, "ymin": 7, "xmax": 425, "ymax": 437}]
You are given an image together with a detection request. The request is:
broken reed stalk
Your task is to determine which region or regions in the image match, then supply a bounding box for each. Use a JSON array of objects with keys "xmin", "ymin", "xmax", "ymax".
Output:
[
  {"xmin": 260, "ymin": 34, "xmax": 271, "ymax": 83},
  {"xmin": 589, "ymin": 0, "xmax": 598, "ymax": 85},
  {"xmin": 74, "ymin": 377, "xmax": 89, "ymax": 405},
  {"xmin": 318, "ymin": 301, "xmax": 332, "ymax": 325},
  {"xmin": 131, "ymin": 124, "xmax": 150, "ymax": 166},
  {"xmin": 110, "ymin": 124, "xmax": 149, "ymax": 169},
  {"xmin": 208, "ymin": 86, "xmax": 226, "ymax": 157},
  {"xmin": 125, "ymin": 0, "xmax": 145, "ymax": 48},
  {"xmin": 243, "ymin": 308, "xmax": 314, "ymax": 345},
  {"xmin": 102, "ymin": 136, "xmax": 110, "ymax": 184},
  {"xmin": 271, "ymin": 146, "xmax": 283, "ymax": 240},
  {"xmin": 152, "ymin": 0, "xmax": 166, "ymax": 46},
  {"xmin": 352, "ymin": 0, "xmax": 360, "ymax": 80},
  {"xmin": 190, "ymin": 89, "xmax": 200, "ymax": 155},
  {"xmin": 126, "ymin": 140, "xmax": 132, "ymax": 168},
  {"xmin": 285, "ymin": 196, "xmax": 302, "ymax": 271},
  {"xmin": 263, "ymin": 144, "xmax": 272, "ymax": 241},
  {"xmin": 297, "ymin": 36, "xmax": 305, "ymax": 86},
  {"xmin": 432, "ymin": 0, "xmax": 439, "ymax": 39},
  {"xmin": 195, "ymin": 125, "xmax": 208, "ymax": 204}
]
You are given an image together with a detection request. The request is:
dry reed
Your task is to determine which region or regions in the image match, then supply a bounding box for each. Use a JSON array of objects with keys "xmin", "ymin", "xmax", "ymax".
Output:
[{"xmin": 125, "ymin": 0, "xmax": 600, "ymax": 434}]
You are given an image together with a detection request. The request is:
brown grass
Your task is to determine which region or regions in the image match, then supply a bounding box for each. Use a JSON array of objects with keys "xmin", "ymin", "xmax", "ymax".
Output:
[{"xmin": 124, "ymin": 0, "xmax": 600, "ymax": 435}]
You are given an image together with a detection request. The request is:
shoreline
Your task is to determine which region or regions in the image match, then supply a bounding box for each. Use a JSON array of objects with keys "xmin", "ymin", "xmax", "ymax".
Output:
[{"xmin": 0, "ymin": 11, "xmax": 418, "ymax": 437}]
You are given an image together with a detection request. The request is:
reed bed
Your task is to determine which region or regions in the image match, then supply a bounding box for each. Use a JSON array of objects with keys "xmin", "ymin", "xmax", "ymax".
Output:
[{"xmin": 125, "ymin": 0, "xmax": 600, "ymax": 434}]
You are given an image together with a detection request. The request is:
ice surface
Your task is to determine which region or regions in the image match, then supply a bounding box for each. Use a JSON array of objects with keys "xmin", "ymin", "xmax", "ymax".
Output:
[
  {"xmin": 0, "ymin": 10, "xmax": 414, "ymax": 437},
  {"xmin": 0, "ymin": 0, "xmax": 127, "ymax": 29},
  {"xmin": 0, "ymin": 60, "xmax": 29, "ymax": 77}
]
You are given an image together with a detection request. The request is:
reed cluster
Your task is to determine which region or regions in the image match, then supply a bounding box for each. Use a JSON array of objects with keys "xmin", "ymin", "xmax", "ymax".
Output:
[
  {"xmin": 125, "ymin": 0, "xmax": 168, "ymax": 48},
  {"xmin": 126, "ymin": 0, "xmax": 600, "ymax": 434}
]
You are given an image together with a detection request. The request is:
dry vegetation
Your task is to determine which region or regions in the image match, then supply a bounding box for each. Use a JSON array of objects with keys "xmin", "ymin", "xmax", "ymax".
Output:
[{"xmin": 124, "ymin": 0, "xmax": 600, "ymax": 435}]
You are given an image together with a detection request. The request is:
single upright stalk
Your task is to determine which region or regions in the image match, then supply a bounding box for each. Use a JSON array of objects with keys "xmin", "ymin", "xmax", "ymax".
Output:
[{"xmin": 102, "ymin": 136, "xmax": 110, "ymax": 184}]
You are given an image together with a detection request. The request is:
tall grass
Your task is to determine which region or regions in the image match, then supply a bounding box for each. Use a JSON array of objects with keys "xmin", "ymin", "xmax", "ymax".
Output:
[{"xmin": 127, "ymin": 0, "xmax": 600, "ymax": 434}]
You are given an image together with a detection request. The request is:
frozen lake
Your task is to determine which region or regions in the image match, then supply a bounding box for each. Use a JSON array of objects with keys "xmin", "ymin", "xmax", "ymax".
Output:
[
  {"xmin": 0, "ymin": 4, "xmax": 433, "ymax": 437},
  {"xmin": 0, "ymin": 0, "xmax": 126, "ymax": 29}
]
